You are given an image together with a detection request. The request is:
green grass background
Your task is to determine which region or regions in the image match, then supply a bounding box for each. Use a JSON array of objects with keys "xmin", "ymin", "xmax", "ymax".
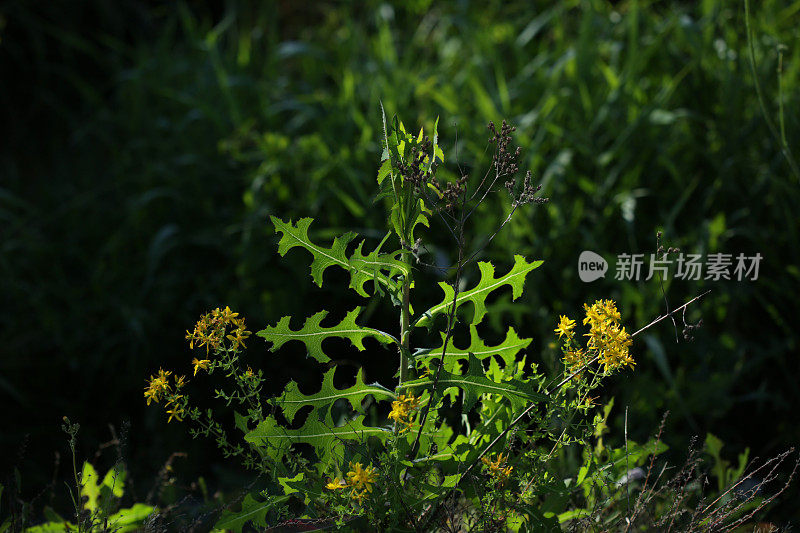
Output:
[{"xmin": 2, "ymin": 0, "xmax": 799, "ymax": 524}]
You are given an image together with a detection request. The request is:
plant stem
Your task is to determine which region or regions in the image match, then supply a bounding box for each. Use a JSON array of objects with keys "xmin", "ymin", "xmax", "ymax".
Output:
[{"xmin": 399, "ymin": 250, "xmax": 412, "ymax": 385}]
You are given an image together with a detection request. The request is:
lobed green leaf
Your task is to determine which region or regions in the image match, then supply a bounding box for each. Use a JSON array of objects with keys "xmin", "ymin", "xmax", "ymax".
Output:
[
  {"xmin": 415, "ymin": 325, "xmax": 531, "ymax": 374},
  {"xmin": 414, "ymin": 255, "xmax": 543, "ymax": 328},
  {"xmin": 402, "ymin": 353, "xmax": 547, "ymax": 412},
  {"xmin": 271, "ymin": 216, "xmax": 407, "ymax": 296},
  {"xmin": 279, "ymin": 367, "xmax": 395, "ymax": 424},
  {"xmin": 257, "ymin": 307, "xmax": 395, "ymax": 364},
  {"xmin": 244, "ymin": 412, "xmax": 391, "ymax": 468}
]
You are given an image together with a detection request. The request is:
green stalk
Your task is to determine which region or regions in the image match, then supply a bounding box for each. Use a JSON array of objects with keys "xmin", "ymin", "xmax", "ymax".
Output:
[{"xmin": 399, "ymin": 249, "xmax": 412, "ymax": 385}]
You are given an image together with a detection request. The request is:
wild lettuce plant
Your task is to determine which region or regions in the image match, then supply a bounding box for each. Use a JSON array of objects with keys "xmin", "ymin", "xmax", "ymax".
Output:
[{"xmin": 144, "ymin": 114, "xmax": 698, "ymax": 531}]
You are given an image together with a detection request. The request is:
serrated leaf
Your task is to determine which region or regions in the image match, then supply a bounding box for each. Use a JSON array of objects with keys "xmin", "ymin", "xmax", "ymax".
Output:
[
  {"xmin": 390, "ymin": 197, "xmax": 430, "ymax": 244},
  {"xmin": 347, "ymin": 238, "xmax": 408, "ymax": 297},
  {"xmin": 80, "ymin": 462, "xmax": 100, "ymax": 513},
  {"xmin": 234, "ymin": 410, "xmax": 250, "ymax": 433},
  {"xmin": 414, "ymin": 255, "xmax": 543, "ymax": 328},
  {"xmin": 215, "ymin": 493, "xmax": 289, "ymax": 533},
  {"xmin": 271, "ymin": 216, "xmax": 355, "ymax": 287},
  {"xmin": 106, "ymin": 503, "xmax": 156, "ymax": 532},
  {"xmin": 101, "ymin": 465, "xmax": 125, "ymax": 499},
  {"xmin": 416, "ymin": 325, "xmax": 531, "ymax": 374},
  {"xmin": 427, "ymin": 116, "xmax": 444, "ymax": 173},
  {"xmin": 271, "ymin": 216, "xmax": 406, "ymax": 296},
  {"xmin": 407, "ymin": 474, "xmax": 462, "ymax": 509},
  {"xmin": 258, "ymin": 307, "xmax": 395, "ymax": 364},
  {"xmin": 79, "ymin": 462, "xmax": 127, "ymax": 517},
  {"xmin": 280, "ymin": 367, "xmax": 395, "ymax": 423},
  {"xmin": 244, "ymin": 412, "xmax": 391, "ymax": 468},
  {"xmin": 402, "ymin": 353, "xmax": 547, "ymax": 412}
]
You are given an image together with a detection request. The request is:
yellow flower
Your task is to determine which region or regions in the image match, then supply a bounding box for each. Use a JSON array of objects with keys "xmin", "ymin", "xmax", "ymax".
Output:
[
  {"xmin": 192, "ymin": 358, "xmax": 211, "ymax": 376},
  {"xmin": 243, "ymin": 367, "xmax": 255, "ymax": 379},
  {"xmin": 144, "ymin": 368, "xmax": 171, "ymax": 405},
  {"xmin": 174, "ymin": 375, "xmax": 187, "ymax": 389},
  {"xmin": 346, "ymin": 462, "xmax": 377, "ymax": 491},
  {"xmin": 186, "ymin": 312, "xmax": 225, "ymax": 353},
  {"xmin": 166, "ymin": 405, "xmax": 184, "ymax": 423},
  {"xmin": 226, "ymin": 322, "xmax": 252, "ymax": 350},
  {"xmin": 346, "ymin": 462, "xmax": 377, "ymax": 502},
  {"xmin": 165, "ymin": 392, "xmax": 186, "ymax": 423},
  {"xmin": 482, "ymin": 453, "xmax": 513, "ymax": 485},
  {"xmin": 554, "ymin": 315, "xmax": 576, "ymax": 339},
  {"xmin": 214, "ymin": 306, "xmax": 239, "ymax": 324},
  {"xmin": 187, "ymin": 308, "xmax": 249, "ymax": 353},
  {"xmin": 143, "ymin": 387, "xmax": 159, "ymax": 406},
  {"xmin": 388, "ymin": 393, "xmax": 419, "ymax": 432},
  {"xmin": 325, "ymin": 477, "xmax": 347, "ymax": 490}
]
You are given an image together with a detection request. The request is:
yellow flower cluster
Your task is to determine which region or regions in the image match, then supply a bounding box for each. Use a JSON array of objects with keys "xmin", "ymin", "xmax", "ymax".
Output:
[
  {"xmin": 143, "ymin": 369, "xmax": 187, "ymax": 423},
  {"xmin": 556, "ymin": 299, "xmax": 634, "ymax": 375},
  {"xmin": 481, "ymin": 453, "xmax": 513, "ymax": 485},
  {"xmin": 143, "ymin": 368, "xmax": 171, "ymax": 405},
  {"xmin": 185, "ymin": 306, "xmax": 251, "ymax": 354},
  {"xmin": 388, "ymin": 393, "xmax": 420, "ymax": 433},
  {"xmin": 326, "ymin": 462, "xmax": 378, "ymax": 503},
  {"xmin": 583, "ymin": 299, "xmax": 634, "ymax": 372},
  {"xmin": 146, "ymin": 307, "xmax": 253, "ymax": 425}
]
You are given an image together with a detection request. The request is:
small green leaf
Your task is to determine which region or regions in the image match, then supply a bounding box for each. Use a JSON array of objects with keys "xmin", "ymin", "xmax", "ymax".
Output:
[
  {"xmin": 278, "ymin": 473, "xmax": 304, "ymax": 495},
  {"xmin": 576, "ymin": 465, "xmax": 589, "ymax": 486},
  {"xmin": 377, "ymin": 158, "xmax": 392, "ymax": 184},
  {"xmin": 347, "ymin": 239, "xmax": 408, "ymax": 297}
]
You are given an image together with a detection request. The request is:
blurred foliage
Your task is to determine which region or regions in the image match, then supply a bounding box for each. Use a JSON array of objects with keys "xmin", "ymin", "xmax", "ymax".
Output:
[{"xmin": 1, "ymin": 0, "xmax": 798, "ymax": 523}]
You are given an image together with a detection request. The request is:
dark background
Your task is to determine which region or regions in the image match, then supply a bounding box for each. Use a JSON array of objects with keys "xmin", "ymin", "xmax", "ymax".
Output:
[{"xmin": 2, "ymin": 0, "xmax": 799, "ymax": 525}]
